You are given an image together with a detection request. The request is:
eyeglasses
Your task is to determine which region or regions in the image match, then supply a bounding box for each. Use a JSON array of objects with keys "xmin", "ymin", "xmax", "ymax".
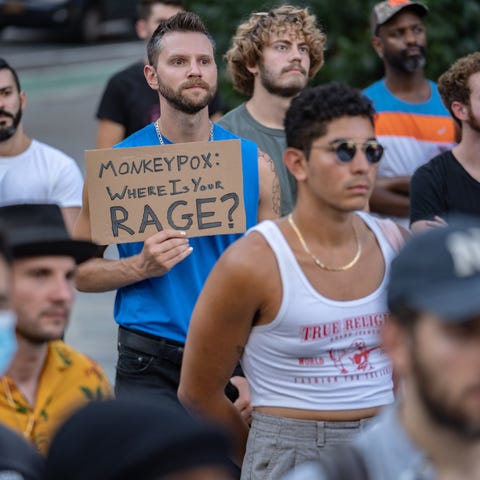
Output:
[{"xmin": 311, "ymin": 140, "xmax": 384, "ymax": 164}]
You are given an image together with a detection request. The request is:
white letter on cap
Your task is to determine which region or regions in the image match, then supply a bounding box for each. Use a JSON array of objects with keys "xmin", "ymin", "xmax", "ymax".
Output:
[{"xmin": 446, "ymin": 229, "xmax": 480, "ymax": 277}]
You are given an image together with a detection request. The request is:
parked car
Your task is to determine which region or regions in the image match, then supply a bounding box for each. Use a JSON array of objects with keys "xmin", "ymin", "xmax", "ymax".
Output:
[{"xmin": 0, "ymin": 0, "xmax": 137, "ymax": 42}]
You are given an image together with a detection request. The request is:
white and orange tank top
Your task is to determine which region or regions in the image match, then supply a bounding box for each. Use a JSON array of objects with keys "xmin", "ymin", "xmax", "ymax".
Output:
[{"xmin": 363, "ymin": 79, "xmax": 456, "ymax": 179}]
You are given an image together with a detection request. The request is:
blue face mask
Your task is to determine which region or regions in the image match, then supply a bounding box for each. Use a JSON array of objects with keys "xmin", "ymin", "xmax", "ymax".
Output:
[{"xmin": 0, "ymin": 311, "xmax": 16, "ymax": 375}]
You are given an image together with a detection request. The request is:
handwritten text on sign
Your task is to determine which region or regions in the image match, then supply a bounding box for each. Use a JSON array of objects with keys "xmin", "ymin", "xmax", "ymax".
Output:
[{"xmin": 85, "ymin": 140, "xmax": 245, "ymax": 244}]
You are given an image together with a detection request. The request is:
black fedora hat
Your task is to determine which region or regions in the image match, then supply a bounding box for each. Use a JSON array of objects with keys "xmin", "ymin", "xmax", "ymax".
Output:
[{"xmin": 0, "ymin": 203, "xmax": 97, "ymax": 264}]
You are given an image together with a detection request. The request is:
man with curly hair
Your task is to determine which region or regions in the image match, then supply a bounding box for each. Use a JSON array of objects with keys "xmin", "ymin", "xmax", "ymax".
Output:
[
  {"xmin": 180, "ymin": 83, "xmax": 405, "ymax": 479},
  {"xmin": 410, "ymin": 51, "xmax": 480, "ymax": 232},
  {"xmin": 218, "ymin": 5, "xmax": 326, "ymax": 216}
]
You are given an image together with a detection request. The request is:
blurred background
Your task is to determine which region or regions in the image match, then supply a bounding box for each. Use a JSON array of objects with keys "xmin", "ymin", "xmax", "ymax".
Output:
[
  {"xmin": 191, "ymin": 0, "xmax": 480, "ymax": 110},
  {"xmin": 1, "ymin": 0, "xmax": 479, "ymax": 382}
]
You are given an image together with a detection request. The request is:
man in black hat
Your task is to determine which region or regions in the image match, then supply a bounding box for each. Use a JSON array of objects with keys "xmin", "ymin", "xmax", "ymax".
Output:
[
  {"xmin": 285, "ymin": 216, "xmax": 480, "ymax": 479},
  {"xmin": 364, "ymin": 0, "xmax": 456, "ymax": 229},
  {"xmin": 0, "ymin": 225, "xmax": 45, "ymax": 479},
  {"xmin": 0, "ymin": 203, "xmax": 113, "ymax": 456}
]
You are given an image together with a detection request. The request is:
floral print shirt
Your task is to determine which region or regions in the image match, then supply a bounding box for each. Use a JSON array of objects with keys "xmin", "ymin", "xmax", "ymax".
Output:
[{"xmin": 0, "ymin": 340, "xmax": 113, "ymax": 455}]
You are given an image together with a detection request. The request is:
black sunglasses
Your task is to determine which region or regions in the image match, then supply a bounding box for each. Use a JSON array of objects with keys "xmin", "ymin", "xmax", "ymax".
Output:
[{"xmin": 311, "ymin": 140, "xmax": 384, "ymax": 164}]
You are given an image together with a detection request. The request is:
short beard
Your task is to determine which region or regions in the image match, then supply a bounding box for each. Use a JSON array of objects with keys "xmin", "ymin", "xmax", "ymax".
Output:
[
  {"xmin": 157, "ymin": 79, "xmax": 215, "ymax": 115},
  {"xmin": 18, "ymin": 326, "xmax": 66, "ymax": 345},
  {"xmin": 412, "ymin": 345, "xmax": 480, "ymax": 440},
  {"xmin": 467, "ymin": 105, "xmax": 480, "ymax": 134},
  {"xmin": 385, "ymin": 46, "xmax": 427, "ymax": 74},
  {"xmin": 0, "ymin": 107, "xmax": 22, "ymax": 142},
  {"xmin": 259, "ymin": 62, "xmax": 308, "ymax": 98}
]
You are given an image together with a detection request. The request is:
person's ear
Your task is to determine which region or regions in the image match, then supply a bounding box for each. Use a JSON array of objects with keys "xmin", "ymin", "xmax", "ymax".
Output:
[
  {"xmin": 144, "ymin": 64, "xmax": 159, "ymax": 91},
  {"xmin": 135, "ymin": 19, "xmax": 148, "ymax": 41},
  {"xmin": 283, "ymin": 147, "xmax": 308, "ymax": 182},
  {"xmin": 20, "ymin": 91, "xmax": 26, "ymax": 110},
  {"xmin": 371, "ymin": 36, "xmax": 384, "ymax": 60},
  {"xmin": 246, "ymin": 63, "xmax": 259, "ymax": 77},
  {"xmin": 451, "ymin": 100, "xmax": 468, "ymax": 123}
]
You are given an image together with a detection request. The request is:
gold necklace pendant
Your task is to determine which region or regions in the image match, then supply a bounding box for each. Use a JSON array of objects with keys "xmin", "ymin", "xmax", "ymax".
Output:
[
  {"xmin": 155, "ymin": 119, "xmax": 214, "ymax": 144},
  {"xmin": 288, "ymin": 214, "xmax": 362, "ymax": 272}
]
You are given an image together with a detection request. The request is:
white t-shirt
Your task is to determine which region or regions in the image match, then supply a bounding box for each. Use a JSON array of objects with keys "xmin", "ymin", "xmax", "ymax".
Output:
[{"xmin": 0, "ymin": 139, "xmax": 83, "ymax": 207}]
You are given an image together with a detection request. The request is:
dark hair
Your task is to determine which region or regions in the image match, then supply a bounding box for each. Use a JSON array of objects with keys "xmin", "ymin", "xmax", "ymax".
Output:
[
  {"xmin": 438, "ymin": 51, "xmax": 480, "ymax": 127},
  {"xmin": 136, "ymin": 0, "xmax": 185, "ymax": 21},
  {"xmin": 284, "ymin": 82, "xmax": 376, "ymax": 157},
  {"xmin": 0, "ymin": 226, "xmax": 13, "ymax": 266},
  {"xmin": 0, "ymin": 58, "xmax": 21, "ymax": 92},
  {"xmin": 146, "ymin": 12, "xmax": 214, "ymax": 67}
]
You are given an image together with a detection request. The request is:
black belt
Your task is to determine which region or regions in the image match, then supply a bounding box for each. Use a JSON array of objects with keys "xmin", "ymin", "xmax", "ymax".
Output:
[{"xmin": 118, "ymin": 326, "xmax": 184, "ymax": 366}]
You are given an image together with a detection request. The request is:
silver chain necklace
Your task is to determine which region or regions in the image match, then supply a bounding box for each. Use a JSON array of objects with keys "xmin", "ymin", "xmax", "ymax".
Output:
[{"xmin": 154, "ymin": 119, "xmax": 214, "ymax": 145}]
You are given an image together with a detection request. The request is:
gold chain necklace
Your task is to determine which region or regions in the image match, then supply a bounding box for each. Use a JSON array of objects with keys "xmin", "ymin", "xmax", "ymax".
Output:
[
  {"xmin": 154, "ymin": 119, "xmax": 214, "ymax": 145},
  {"xmin": 2, "ymin": 377, "xmax": 35, "ymax": 439},
  {"xmin": 288, "ymin": 214, "xmax": 362, "ymax": 272}
]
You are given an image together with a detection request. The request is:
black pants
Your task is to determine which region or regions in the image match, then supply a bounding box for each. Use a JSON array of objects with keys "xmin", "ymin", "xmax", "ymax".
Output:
[
  {"xmin": 115, "ymin": 326, "xmax": 241, "ymax": 478},
  {"xmin": 115, "ymin": 326, "xmax": 240, "ymax": 402},
  {"xmin": 115, "ymin": 328, "xmax": 182, "ymax": 402}
]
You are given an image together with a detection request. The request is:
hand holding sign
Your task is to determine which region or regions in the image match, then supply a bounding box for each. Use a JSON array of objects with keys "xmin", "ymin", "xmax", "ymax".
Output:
[
  {"xmin": 85, "ymin": 140, "xmax": 246, "ymax": 244},
  {"xmin": 134, "ymin": 229, "xmax": 193, "ymax": 279}
]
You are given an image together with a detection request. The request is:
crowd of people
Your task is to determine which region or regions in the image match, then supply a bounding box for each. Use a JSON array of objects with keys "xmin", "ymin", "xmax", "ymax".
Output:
[{"xmin": 1, "ymin": 0, "xmax": 480, "ymax": 479}]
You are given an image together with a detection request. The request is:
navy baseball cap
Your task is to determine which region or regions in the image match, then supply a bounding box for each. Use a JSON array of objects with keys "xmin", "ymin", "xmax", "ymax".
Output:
[
  {"xmin": 388, "ymin": 216, "xmax": 480, "ymax": 322},
  {"xmin": 371, "ymin": 0, "xmax": 428, "ymax": 35}
]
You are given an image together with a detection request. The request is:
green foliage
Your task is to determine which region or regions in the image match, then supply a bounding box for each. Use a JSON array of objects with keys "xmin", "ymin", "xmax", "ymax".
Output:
[{"xmin": 186, "ymin": 0, "xmax": 480, "ymax": 110}]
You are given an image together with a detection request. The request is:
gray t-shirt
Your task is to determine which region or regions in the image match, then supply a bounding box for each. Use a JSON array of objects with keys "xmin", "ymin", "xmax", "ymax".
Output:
[
  {"xmin": 282, "ymin": 404, "xmax": 436, "ymax": 480},
  {"xmin": 217, "ymin": 103, "xmax": 295, "ymax": 216}
]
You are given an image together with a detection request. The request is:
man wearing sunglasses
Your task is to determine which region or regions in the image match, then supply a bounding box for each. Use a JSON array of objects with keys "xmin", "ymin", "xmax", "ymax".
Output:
[{"xmin": 179, "ymin": 82, "xmax": 407, "ymax": 479}]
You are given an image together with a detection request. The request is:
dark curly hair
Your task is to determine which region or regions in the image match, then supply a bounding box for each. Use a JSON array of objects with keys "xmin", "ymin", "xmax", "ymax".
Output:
[
  {"xmin": 438, "ymin": 51, "xmax": 480, "ymax": 127},
  {"xmin": 285, "ymin": 82, "xmax": 376, "ymax": 158}
]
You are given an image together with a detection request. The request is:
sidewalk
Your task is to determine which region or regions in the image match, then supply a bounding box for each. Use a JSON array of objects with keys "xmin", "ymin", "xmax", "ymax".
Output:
[{"xmin": 67, "ymin": 290, "xmax": 118, "ymax": 384}]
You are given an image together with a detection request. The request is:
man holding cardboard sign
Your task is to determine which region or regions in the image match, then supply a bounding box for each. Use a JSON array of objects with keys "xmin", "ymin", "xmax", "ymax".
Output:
[{"xmin": 73, "ymin": 12, "xmax": 279, "ymax": 409}]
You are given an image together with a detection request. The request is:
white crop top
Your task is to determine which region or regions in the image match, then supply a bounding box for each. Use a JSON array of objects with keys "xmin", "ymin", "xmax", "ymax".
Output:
[{"xmin": 241, "ymin": 212, "xmax": 395, "ymax": 411}]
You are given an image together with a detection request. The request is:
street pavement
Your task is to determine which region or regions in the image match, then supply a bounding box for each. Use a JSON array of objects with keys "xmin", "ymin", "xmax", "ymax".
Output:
[
  {"xmin": 68, "ymin": 289, "xmax": 118, "ymax": 384},
  {"xmin": 4, "ymin": 32, "xmax": 146, "ymax": 384}
]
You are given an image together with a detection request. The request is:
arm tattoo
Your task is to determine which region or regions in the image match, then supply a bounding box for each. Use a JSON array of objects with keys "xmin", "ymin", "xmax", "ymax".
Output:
[{"xmin": 259, "ymin": 150, "xmax": 281, "ymax": 216}]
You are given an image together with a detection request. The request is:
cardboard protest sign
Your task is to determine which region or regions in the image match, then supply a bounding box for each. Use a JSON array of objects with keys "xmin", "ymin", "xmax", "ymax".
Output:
[{"xmin": 85, "ymin": 140, "xmax": 245, "ymax": 244}]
